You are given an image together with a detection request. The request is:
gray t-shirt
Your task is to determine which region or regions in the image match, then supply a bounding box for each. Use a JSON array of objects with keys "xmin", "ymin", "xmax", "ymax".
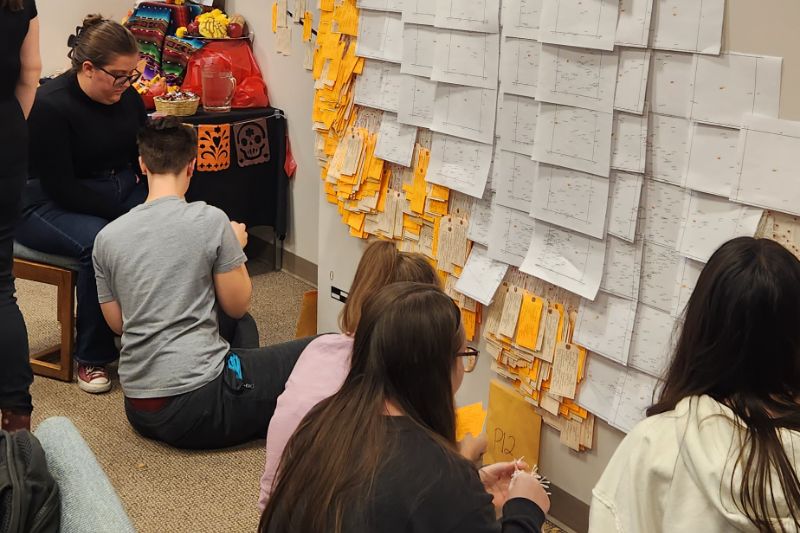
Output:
[{"xmin": 93, "ymin": 196, "xmax": 246, "ymax": 398}]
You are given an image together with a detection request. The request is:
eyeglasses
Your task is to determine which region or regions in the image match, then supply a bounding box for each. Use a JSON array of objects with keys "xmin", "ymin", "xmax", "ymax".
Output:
[
  {"xmin": 457, "ymin": 346, "xmax": 480, "ymax": 373},
  {"xmin": 95, "ymin": 65, "xmax": 142, "ymax": 88}
]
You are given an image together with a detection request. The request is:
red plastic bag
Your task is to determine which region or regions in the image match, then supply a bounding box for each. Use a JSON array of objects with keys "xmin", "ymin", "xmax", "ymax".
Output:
[{"xmin": 182, "ymin": 41, "xmax": 269, "ymax": 108}]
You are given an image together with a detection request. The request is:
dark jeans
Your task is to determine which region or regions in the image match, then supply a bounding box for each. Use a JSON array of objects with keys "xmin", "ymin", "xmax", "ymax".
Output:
[
  {"xmin": 0, "ymin": 98, "xmax": 33, "ymax": 414},
  {"xmin": 125, "ymin": 336, "xmax": 316, "ymax": 449},
  {"xmin": 15, "ymin": 171, "xmax": 147, "ymax": 365}
]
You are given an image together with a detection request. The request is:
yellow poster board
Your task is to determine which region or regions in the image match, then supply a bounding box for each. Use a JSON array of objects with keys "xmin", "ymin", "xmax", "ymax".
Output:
[{"xmin": 483, "ymin": 379, "xmax": 542, "ymax": 466}]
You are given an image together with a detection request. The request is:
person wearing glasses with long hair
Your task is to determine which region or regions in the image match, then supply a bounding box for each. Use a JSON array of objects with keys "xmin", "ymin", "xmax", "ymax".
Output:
[
  {"xmin": 16, "ymin": 15, "xmax": 146, "ymax": 395},
  {"xmin": 258, "ymin": 240, "xmax": 487, "ymax": 509},
  {"xmin": 0, "ymin": 0, "xmax": 40, "ymax": 432},
  {"xmin": 260, "ymin": 282, "xmax": 550, "ymax": 533},
  {"xmin": 591, "ymin": 237, "xmax": 800, "ymax": 533}
]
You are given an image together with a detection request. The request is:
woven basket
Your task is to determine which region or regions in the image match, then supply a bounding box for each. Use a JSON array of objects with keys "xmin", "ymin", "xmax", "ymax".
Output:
[{"xmin": 154, "ymin": 96, "xmax": 200, "ymax": 117}]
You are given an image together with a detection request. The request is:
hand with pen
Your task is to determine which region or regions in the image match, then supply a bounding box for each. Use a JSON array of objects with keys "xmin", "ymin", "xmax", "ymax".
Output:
[{"xmin": 479, "ymin": 458, "xmax": 551, "ymax": 516}]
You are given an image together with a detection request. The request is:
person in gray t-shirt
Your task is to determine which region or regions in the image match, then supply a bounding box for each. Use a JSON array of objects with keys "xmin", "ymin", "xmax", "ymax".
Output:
[{"xmin": 92, "ymin": 117, "xmax": 314, "ymax": 449}]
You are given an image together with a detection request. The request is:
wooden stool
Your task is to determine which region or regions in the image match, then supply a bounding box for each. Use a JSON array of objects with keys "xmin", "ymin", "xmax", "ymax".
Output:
[{"xmin": 12, "ymin": 242, "xmax": 78, "ymax": 382}]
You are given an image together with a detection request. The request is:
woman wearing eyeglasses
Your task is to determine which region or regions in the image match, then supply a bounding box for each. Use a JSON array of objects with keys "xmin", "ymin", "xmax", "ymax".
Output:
[
  {"xmin": 258, "ymin": 241, "xmax": 489, "ymax": 510},
  {"xmin": 16, "ymin": 14, "xmax": 145, "ymax": 395},
  {"xmin": 260, "ymin": 282, "xmax": 550, "ymax": 533}
]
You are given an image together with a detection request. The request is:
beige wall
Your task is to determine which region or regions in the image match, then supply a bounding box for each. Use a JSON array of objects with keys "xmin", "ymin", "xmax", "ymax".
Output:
[
  {"xmin": 725, "ymin": 0, "xmax": 800, "ymax": 121},
  {"xmin": 38, "ymin": 0, "xmax": 133, "ymax": 76},
  {"xmin": 227, "ymin": 0, "xmax": 321, "ymax": 265}
]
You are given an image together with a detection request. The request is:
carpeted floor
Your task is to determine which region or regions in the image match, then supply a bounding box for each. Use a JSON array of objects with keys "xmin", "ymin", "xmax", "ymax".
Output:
[{"xmin": 16, "ymin": 260, "xmax": 568, "ymax": 533}]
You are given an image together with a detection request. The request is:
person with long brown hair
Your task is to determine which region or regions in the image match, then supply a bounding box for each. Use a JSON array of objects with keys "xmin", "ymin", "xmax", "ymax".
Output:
[
  {"xmin": 591, "ymin": 237, "xmax": 800, "ymax": 533},
  {"xmin": 260, "ymin": 282, "xmax": 550, "ymax": 532},
  {"xmin": 16, "ymin": 14, "xmax": 145, "ymax": 394},
  {"xmin": 258, "ymin": 240, "xmax": 445, "ymax": 508},
  {"xmin": 0, "ymin": 0, "xmax": 40, "ymax": 432}
]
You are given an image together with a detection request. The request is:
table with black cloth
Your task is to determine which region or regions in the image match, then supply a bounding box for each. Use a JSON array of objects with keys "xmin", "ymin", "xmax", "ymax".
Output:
[{"xmin": 182, "ymin": 106, "xmax": 288, "ymax": 269}]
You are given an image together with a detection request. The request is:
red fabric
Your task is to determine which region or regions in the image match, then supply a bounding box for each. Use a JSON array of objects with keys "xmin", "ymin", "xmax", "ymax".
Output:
[
  {"xmin": 182, "ymin": 41, "xmax": 269, "ymax": 108},
  {"xmin": 284, "ymin": 135, "xmax": 297, "ymax": 178}
]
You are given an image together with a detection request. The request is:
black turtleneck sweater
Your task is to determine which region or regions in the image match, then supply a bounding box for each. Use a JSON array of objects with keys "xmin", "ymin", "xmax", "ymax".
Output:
[{"xmin": 26, "ymin": 70, "xmax": 145, "ymax": 220}]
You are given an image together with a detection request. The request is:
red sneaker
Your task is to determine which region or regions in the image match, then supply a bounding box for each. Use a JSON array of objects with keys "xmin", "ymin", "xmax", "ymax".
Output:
[{"xmin": 77, "ymin": 364, "xmax": 112, "ymax": 394}]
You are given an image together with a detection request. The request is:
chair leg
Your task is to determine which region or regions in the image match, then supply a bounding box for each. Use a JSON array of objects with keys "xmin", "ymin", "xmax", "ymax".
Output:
[
  {"xmin": 16, "ymin": 258, "xmax": 76, "ymax": 382},
  {"xmin": 57, "ymin": 270, "xmax": 76, "ymax": 382}
]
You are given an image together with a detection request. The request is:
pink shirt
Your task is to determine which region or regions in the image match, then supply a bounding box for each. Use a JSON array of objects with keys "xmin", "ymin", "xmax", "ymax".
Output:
[{"xmin": 258, "ymin": 333, "xmax": 353, "ymax": 510}]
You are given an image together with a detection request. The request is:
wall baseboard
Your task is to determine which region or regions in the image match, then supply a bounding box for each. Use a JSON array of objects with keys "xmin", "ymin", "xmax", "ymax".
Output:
[
  {"xmin": 246, "ymin": 232, "xmax": 318, "ymax": 285},
  {"xmin": 549, "ymin": 483, "xmax": 590, "ymax": 533},
  {"xmin": 280, "ymin": 246, "xmax": 318, "ymax": 284}
]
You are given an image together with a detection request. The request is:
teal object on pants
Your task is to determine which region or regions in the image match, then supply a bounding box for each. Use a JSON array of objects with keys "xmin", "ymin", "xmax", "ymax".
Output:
[{"xmin": 34, "ymin": 417, "xmax": 135, "ymax": 533}]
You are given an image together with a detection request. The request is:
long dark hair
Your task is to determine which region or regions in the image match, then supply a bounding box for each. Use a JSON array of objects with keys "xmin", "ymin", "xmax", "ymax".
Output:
[
  {"xmin": 0, "ymin": 0, "xmax": 23, "ymax": 11},
  {"xmin": 649, "ymin": 237, "xmax": 800, "ymax": 532},
  {"xmin": 260, "ymin": 282, "xmax": 464, "ymax": 533}
]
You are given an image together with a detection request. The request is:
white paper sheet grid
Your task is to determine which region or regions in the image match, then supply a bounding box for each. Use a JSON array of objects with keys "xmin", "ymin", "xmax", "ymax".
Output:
[
  {"xmin": 427, "ymin": 133, "xmax": 492, "ymax": 198},
  {"xmin": 732, "ymin": 115, "xmax": 800, "ymax": 217},
  {"xmin": 354, "ymin": 60, "xmax": 404, "ymax": 113},
  {"xmin": 487, "ymin": 204, "xmax": 536, "ymax": 267},
  {"xmin": 615, "ymin": 0, "xmax": 654, "ymax": 47},
  {"xmin": 520, "ymin": 220, "xmax": 607, "ymax": 300},
  {"xmin": 628, "ymin": 303, "xmax": 677, "ymax": 378},
  {"xmin": 688, "ymin": 53, "xmax": 782, "ymax": 128},
  {"xmin": 402, "ymin": 0, "xmax": 435, "ymax": 24},
  {"xmin": 574, "ymin": 291, "xmax": 638, "ymax": 364},
  {"xmin": 375, "ymin": 112, "xmax": 418, "ymax": 167},
  {"xmin": 647, "ymin": 51, "xmax": 694, "ymax": 118},
  {"xmin": 397, "ymin": 74, "xmax": 437, "ymax": 128},
  {"xmin": 432, "ymin": 30, "xmax": 500, "ymax": 90},
  {"xmin": 639, "ymin": 240, "xmax": 681, "ymax": 313},
  {"xmin": 495, "ymin": 150, "xmax": 538, "ymax": 212},
  {"xmin": 531, "ymin": 164, "xmax": 610, "ymax": 239},
  {"xmin": 684, "ymin": 123, "xmax": 740, "ymax": 197},
  {"xmin": 502, "ymin": 0, "xmax": 543, "ymax": 39},
  {"xmin": 536, "ymin": 44, "xmax": 619, "ymax": 113},
  {"xmin": 606, "ymin": 172, "xmax": 641, "ymax": 243},
  {"xmin": 641, "ymin": 178, "xmax": 686, "ymax": 247},
  {"xmin": 576, "ymin": 355, "xmax": 658, "ymax": 432},
  {"xmin": 356, "ymin": 10, "xmax": 404, "ymax": 63},
  {"xmin": 576, "ymin": 353, "xmax": 627, "ymax": 424},
  {"xmin": 500, "ymin": 38, "xmax": 541, "ymax": 98},
  {"xmin": 646, "ymin": 113, "xmax": 691, "ymax": 186},
  {"xmin": 609, "ymin": 368, "xmax": 659, "ymax": 433},
  {"xmin": 539, "ymin": 0, "xmax": 620, "ymax": 51},
  {"xmin": 467, "ymin": 191, "xmax": 495, "ymax": 246},
  {"xmin": 533, "ymin": 103, "xmax": 614, "ymax": 177},
  {"xmin": 676, "ymin": 191, "xmax": 764, "ymax": 263},
  {"xmin": 400, "ymin": 24, "xmax": 438, "ymax": 77},
  {"xmin": 672, "ymin": 256, "xmax": 703, "ymax": 317},
  {"xmin": 650, "ymin": 0, "xmax": 724, "ymax": 55},
  {"xmin": 357, "ymin": 0, "xmax": 407, "ymax": 12},
  {"xmin": 601, "ymin": 235, "xmax": 644, "ymax": 300},
  {"xmin": 434, "ymin": 0, "xmax": 500, "ymax": 33},
  {"xmin": 614, "ymin": 48, "xmax": 651, "ymax": 114},
  {"xmin": 455, "ymin": 245, "xmax": 509, "ymax": 305},
  {"xmin": 611, "ymin": 111, "xmax": 648, "ymax": 174},
  {"xmin": 497, "ymin": 94, "xmax": 539, "ymax": 155},
  {"xmin": 431, "ymin": 84, "xmax": 498, "ymax": 144}
]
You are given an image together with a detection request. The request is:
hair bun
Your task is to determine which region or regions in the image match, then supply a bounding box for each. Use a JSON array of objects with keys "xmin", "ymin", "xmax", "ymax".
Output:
[{"xmin": 81, "ymin": 14, "xmax": 105, "ymax": 30}]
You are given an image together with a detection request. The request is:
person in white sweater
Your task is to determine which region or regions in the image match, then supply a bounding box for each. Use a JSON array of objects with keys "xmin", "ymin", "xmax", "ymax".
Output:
[{"xmin": 591, "ymin": 237, "xmax": 800, "ymax": 533}]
